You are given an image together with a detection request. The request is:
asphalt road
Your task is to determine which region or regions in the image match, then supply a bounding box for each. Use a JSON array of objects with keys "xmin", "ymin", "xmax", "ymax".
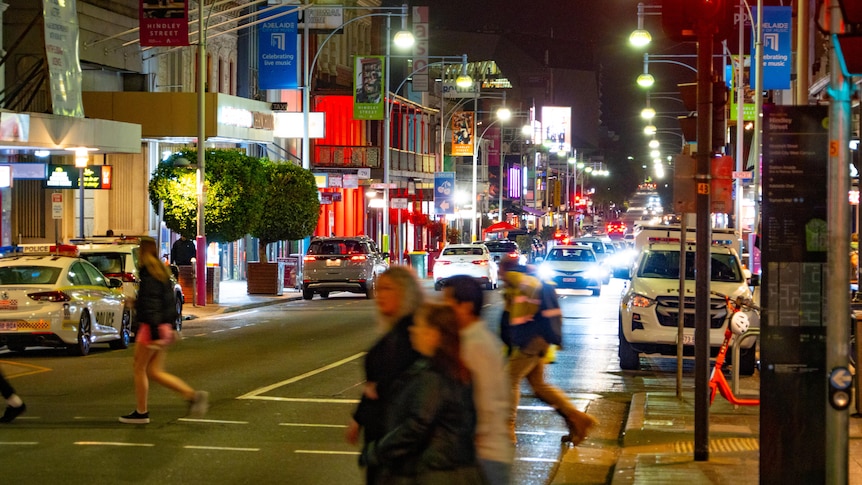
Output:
[{"xmin": 0, "ymin": 278, "xmax": 749, "ymax": 484}]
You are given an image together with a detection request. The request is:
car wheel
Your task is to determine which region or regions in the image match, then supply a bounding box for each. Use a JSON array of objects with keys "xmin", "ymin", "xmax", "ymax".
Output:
[
  {"xmin": 591, "ymin": 287, "xmax": 601, "ymax": 296},
  {"xmin": 69, "ymin": 311, "xmax": 92, "ymax": 356},
  {"xmin": 320, "ymin": 291, "xmax": 330, "ymax": 299},
  {"xmin": 109, "ymin": 310, "xmax": 132, "ymax": 350},
  {"xmin": 302, "ymin": 289, "xmax": 314, "ymax": 300},
  {"xmin": 618, "ymin": 317, "xmax": 640, "ymax": 370},
  {"xmin": 485, "ymin": 281, "xmax": 494, "ymax": 291},
  {"xmin": 434, "ymin": 281, "xmax": 442, "ymax": 291},
  {"xmin": 734, "ymin": 346, "xmax": 757, "ymax": 376},
  {"xmin": 366, "ymin": 276, "xmax": 376, "ymax": 299}
]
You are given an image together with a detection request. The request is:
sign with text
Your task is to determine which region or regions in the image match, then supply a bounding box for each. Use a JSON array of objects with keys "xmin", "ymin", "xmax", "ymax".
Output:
[
  {"xmin": 411, "ymin": 6, "xmax": 429, "ymax": 92},
  {"xmin": 139, "ymin": 0, "xmax": 189, "ymax": 47},
  {"xmin": 353, "ymin": 56, "xmax": 385, "ymax": 120},
  {"xmin": 301, "ymin": 6, "xmax": 343, "ymax": 30},
  {"xmin": 258, "ymin": 8, "xmax": 298, "ymax": 89},
  {"xmin": 541, "ymin": 106, "xmax": 571, "ymax": 154},
  {"xmin": 44, "ymin": 0, "xmax": 84, "ymax": 117},
  {"xmin": 44, "ymin": 165, "xmax": 112, "ymax": 189},
  {"xmin": 434, "ymin": 172, "xmax": 455, "ymax": 215},
  {"xmin": 752, "ymin": 6, "xmax": 792, "ymax": 90},
  {"xmin": 451, "ymin": 111, "xmax": 474, "ymax": 156},
  {"xmin": 760, "ymin": 104, "xmax": 828, "ymax": 483}
]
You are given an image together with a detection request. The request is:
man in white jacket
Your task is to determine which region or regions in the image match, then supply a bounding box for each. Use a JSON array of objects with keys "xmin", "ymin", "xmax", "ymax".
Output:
[{"xmin": 443, "ymin": 275, "xmax": 514, "ymax": 484}]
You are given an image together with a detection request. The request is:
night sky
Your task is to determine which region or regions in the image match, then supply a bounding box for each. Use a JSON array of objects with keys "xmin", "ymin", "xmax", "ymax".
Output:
[{"xmin": 420, "ymin": 0, "xmax": 690, "ymax": 197}]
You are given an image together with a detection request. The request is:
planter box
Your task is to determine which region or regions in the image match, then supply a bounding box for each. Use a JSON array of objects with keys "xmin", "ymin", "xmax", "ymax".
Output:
[
  {"xmin": 177, "ymin": 265, "xmax": 221, "ymax": 304},
  {"xmin": 247, "ymin": 262, "xmax": 284, "ymax": 295}
]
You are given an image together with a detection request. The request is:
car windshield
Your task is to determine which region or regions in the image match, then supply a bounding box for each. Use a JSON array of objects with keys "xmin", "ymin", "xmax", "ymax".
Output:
[
  {"xmin": 308, "ymin": 240, "xmax": 368, "ymax": 256},
  {"xmin": 577, "ymin": 241, "xmax": 605, "ymax": 254},
  {"xmin": 638, "ymin": 250, "xmax": 742, "ymax": 282},
  {"xmin": 484, "ymin": 242, "xmax": 518, "ymax": 252},
  {"xmin": 0, "ymin": 266, "xmax": 62, "ymax": 285},
  {"xmin": 546, "ymin": 248, "xmax": 596, "ymax": 262},
  {"xmin": 443, "ymin": 247, "xmax": 485, "ymax": 256},
  {"xmin": 79, "ymin": 253, "xmax": 125, "ymax": 275}
]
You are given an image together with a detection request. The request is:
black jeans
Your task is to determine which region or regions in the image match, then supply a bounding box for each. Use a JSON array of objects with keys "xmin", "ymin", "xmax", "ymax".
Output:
[{"xmin": 0, "ymin": 371, "xmax": 15, "ymax": 399}]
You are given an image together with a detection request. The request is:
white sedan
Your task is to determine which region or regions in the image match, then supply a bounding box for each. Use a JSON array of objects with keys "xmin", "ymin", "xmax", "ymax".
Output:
[
  {"xmin": 0, "ymin": 254, "xmax": 130, "ymax": 356},
  {"xmin": 433, "ymin": 244, "xmax": 498, "ymax": 291},
  {"xmin": 536, "ymin": 244, "xmax": 605, "ymax": 296}
]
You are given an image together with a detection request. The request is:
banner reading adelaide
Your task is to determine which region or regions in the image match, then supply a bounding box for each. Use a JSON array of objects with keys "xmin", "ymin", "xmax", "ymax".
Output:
[{"xmin": 139, "ymin": 1, "xmax": 189, "ymax": 47}]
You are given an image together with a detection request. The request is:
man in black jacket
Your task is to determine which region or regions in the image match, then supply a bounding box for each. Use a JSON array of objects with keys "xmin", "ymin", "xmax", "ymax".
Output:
[{"xmin": 171, "ymin": 236, "xmax": 196, "ymax": 266}]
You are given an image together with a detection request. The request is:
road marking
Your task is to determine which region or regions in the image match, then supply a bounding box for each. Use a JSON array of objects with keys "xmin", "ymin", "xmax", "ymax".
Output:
[
  {"xmin": 247, "ymin": 397, "xmax": 359, "ymax": 403},
  {"xmin": 178, "ymin": 418, "xmax": 248, "ymax": 424},
  {"xmin": 210, "ymin": 310, "xmax": 260, "ymax": 321},
  {"xmin": 0, "ymin": 441, "xmax": 39, "ymax": 445},
  {"xmin": 237, "ymin": 352, "xmax": 366, "ymax": 399},
  {"xmin": 184, "ymin": 445, "xmax": 260, "ymax": 452},
  {"xmin": 280, "ymin": 422, "xmax": 349, "ymax": 428},
  {"xmin": 75, "ymin": 441, "xmax": 155, "ymax": 447},
  {"xmin": 518, "ymin": 405, "xmax": 554, "ymax": 411},
  {"xmin": 294, "ymin": 450, "xmax": 360, "ymax": 456},
  {"xmin": 515, "ymin": 431, "xmax": 546, "ymax": 436},
  {"xmin": 0, "ymin": 360, "xmax": 52, "ymax": 378}
]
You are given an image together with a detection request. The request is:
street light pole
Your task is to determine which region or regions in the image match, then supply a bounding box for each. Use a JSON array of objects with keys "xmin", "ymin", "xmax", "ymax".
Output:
[
  {"xmin": 382, "ymin": 12, "xmax": 393, "ymax": 255},
  {"xmin": 195, "ymin": 0, "xmax": 207, "ymax": 306}
]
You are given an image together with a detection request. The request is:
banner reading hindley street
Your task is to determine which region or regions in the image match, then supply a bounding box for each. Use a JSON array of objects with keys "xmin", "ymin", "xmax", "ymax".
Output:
[
  {"xmin": 43, "ymin": 0, "xmax": 84, "ymax": 118},
  {"xmin": 258, "ymin": 7, "xmax": 298, "ymax": 90},
  {"xmin": 354, "ymin": 56, "xmax": 385, "ymax": 120},
  {"xmin": 451, "ymin": 111, "xmax": 474, "ymax": 156},
  {"xmin": 139, "ymin": 1, "xmax": 189, "ymax": 47}
]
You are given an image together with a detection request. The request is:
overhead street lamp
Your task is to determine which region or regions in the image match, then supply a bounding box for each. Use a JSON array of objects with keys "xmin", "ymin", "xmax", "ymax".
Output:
[
  {"xmin": 469, "ymin": 106, "xmax": 515, "ymax": 242},
  {"xmin": 636, "ymin": 53, "xmax": 698, "ymax": 88}
]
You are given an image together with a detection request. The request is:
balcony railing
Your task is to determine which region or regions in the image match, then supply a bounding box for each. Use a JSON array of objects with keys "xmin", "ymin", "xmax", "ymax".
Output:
[{"xmin": 314, "ymin": 145, "xmax": 435, "ymax": 174}]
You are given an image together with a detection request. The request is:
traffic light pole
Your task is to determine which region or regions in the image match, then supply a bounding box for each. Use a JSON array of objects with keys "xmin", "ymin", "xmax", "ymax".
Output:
[{"xmin": 693, "ymin": 23, "xmax": 714, "ymax": 462}]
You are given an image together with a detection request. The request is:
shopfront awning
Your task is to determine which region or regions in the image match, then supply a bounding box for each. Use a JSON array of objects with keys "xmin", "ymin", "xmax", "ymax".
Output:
[
  {"xmin": 507, "ymin": 204, "xmax": 545, "ymax": 217},
  {"xmin": 0, "ymin": 112, "xmax": 141, "ymax": 154}
]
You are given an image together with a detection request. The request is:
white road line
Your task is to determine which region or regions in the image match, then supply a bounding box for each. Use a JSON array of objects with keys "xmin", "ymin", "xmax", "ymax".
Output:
[
  {"xmin": 75, "ymin": 442, "xmax": 155, "ymax": 447},
  {"xmin": 518, "ymin": 457, "xmax": 559, "ymax": 463},
  {"xmin": 515, "ymin": 431, "xmax": 546, "ymax": 436},
  {"xmin": 177, "ymin": 418, "xmax": 249, "ymax": 424},
  {"xmin": 0, "ymin": 441, "xmax": 39, "ymax": 445},
  {"xmin": 294, "ymin": 450, "xmax": 360, "ymax": 456},
  {"xmin": 210, "ymin": 310, "xmax": 260, "ymax": 321},
  {"xmin": 279, "ymin": 423, "xmax": 348, "ymax": 428},
  {"xmin": 243, "ymin": 397, "xmax": 359, "ymax": 404},
  {"xmin": 518, "ymin": 405, "xmax": 554, "ymax": 411},
  {"xmin": 237, "ymin": 352, "xmax": 366, "ymax": 399},
  {"xmin": 184, "ymin": 445, "xmax": 260, "ymax": 452}
]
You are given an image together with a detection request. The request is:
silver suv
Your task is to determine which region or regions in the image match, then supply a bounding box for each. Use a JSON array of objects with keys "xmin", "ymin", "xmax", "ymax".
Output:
[{"xmin": 302, "ymin": 236, "xmax": 389, "ymax": 300}]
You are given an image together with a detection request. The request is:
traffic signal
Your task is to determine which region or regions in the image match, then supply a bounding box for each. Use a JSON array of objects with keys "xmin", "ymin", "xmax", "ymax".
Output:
[
  {"xmin": 677, "ymin": 82, "xmax": 728, "ymax": 153},
  {"xmin": 673, "ymin": 154, "xmax": 696, "ymax": 214},
  {"xmin": 710, "ymin": 155, "xmax": 733, "ymax": 214},
  {"xmin": 661, "ymin": 0, "xmax": 735, "ymax": 42}
]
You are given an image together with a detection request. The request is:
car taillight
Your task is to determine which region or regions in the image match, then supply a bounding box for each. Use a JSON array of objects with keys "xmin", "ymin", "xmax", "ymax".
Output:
[
  {"xmin": 105, "ymin": 272, "xmax": 137, "ymax": 283},
  {"xmin": 350, "ymin": 255, "xmax": 367, "ymax": 261},
  {"xmin": 472, "ymin": 260, "xmax": 488, "ymax": 266},
  {"xmin": 28, "ymin": 291, "xmax": 71, "ymax": 302},
  {"xmin": 303, "ymin": 255, "xmax": 317, "ymax": 262},
  {"xmin": 507, "ymin": 252, "xmax": 519, "ymax": 259}
]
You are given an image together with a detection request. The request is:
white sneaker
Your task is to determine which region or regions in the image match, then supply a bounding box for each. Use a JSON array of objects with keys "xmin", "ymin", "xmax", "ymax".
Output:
[{"xmin": 188, "ymin": 390, "xmax": 209, "ymax": 418}]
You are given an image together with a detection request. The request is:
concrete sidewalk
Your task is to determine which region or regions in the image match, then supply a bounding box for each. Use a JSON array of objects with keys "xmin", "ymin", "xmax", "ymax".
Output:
[{"xmin": 186, "ymin": 279, "xmax": 862, "ymax": 484}]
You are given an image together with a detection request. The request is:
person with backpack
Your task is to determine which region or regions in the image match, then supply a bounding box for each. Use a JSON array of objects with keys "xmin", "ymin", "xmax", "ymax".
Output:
[{"xmin": 498, "ymin": 258, "xmax": 598, "ymax": 445}]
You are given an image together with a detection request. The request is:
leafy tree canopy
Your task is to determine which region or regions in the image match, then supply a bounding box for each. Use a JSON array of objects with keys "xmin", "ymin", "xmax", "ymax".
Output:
[
  {"xmin": 149, "ymin": 149, "xmax": 266, "ymax": 243},
  {"xmin": 250, "ymin": 159, "xmax": 320, "ymax": 261}
]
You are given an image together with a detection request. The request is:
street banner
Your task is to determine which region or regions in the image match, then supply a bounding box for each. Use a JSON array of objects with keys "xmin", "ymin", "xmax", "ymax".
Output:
[
  {"xmin": 752, "ymin": 6, "xmax": 792, "ymax": 90},
  {"xmin": 258, "ymin": 7, "xmax": 299, "ymax": 90},
  {"xmin": 139, "ymin": 1, "xmax": 189, "ymax": 47},
  {"xmin": 541, "ymin": 106, "xmax": 571, "ymax": 154},
  {"xmin": 434, "ymin": 172, "xmax": 455, "ymax": 215},
  {"xmin": 43, "ymin": 0, "xmax": 84, "ymax": 118},
  {"xmin": 728, "ymin": 56, "xmax": 756, "ymax": 121},
  {"xmin": 412, "ymin": 6, "xmax": 429, "ymax": 92},
  {"xmin": 451, "ymin": 111, "xmax": 474, "ymax": 156},
  {"xmin": 353, "ymin": 56, "xmax": 385, "ymax": 120}
]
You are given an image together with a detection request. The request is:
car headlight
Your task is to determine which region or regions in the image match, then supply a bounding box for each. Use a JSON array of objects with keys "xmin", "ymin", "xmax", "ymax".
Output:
[
  {"xmin": 628, "ymin": 294, "xmax": 655, "ymax": 308},
  {"xmin": 584, "ymin": 266, "xmax": 604, "ymax": 279},
  {"xmin": 537, "ymin": 264, "xmax": 556, "ymax": 281}
]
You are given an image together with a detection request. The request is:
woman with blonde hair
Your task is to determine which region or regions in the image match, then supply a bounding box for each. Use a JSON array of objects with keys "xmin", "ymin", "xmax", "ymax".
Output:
[
  {"xmin": 119, "ymin": 236, "xmax": 208, "ymax": 424},
  {"xmin": 346, "ymin": 266, "xmax": 424, "ymax": 484}
]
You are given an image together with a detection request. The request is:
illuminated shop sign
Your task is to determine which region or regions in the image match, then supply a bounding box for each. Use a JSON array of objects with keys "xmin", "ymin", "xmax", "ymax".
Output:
[
  {"xmin": 218, "ymin": 106, "xmax": 274, "ymax": 130},
  {"xmin": 44, "ymin": 164, "xmax": 112, "ymax": 189}
]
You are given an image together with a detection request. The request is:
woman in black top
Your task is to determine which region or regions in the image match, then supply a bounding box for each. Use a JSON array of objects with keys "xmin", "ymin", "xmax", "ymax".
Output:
[
  {"xmin": 346, "ymin": 266, "xmax": 423, "ymax": 484},
  {"xmin": 118, "ymin": 237, "xmax": 208, "ymax": 424}
]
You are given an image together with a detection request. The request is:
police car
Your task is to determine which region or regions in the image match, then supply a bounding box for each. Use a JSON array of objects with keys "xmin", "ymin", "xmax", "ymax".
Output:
[{"xmin": 0, "ymin": 252, "xmax": 130, "ymax": 356}]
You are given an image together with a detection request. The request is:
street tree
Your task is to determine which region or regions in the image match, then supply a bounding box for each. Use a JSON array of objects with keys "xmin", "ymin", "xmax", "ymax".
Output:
[
  {"xmin": 149, "ymin": 149, "xmax": 266, "ymax": 243},
  {"xmin": 250, "ymin": 159, "xmax": 320, "ymax": 263}
]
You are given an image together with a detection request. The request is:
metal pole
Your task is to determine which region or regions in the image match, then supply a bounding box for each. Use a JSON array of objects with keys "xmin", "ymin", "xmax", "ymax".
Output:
[
  {"xmin": 470, "ymin": 95, "xmax": 478, "ymax": 242},
  {"xmin": 78, "ymin": 167, "xmax": 85, "ymax": 238},
  {"xmin": 382, "ymin": 13, "xmax": 391, "ymax": 255},
  {"xmin": 735, "ymin": 1, "xmax": 745, "ymax": 263},
  {"xmin": 195, "ymin": 0, "xmax": 207, "ymax": 306},
  {"xmin": 693, "ymin": 21, "xmax": 714, "ymax": 463},
  {"xmin": 302, "ymin": 3, "xmax": 310, "ymax": 170},
  {"xmin": 498, "ymin": 132, "xmax": 504, "ymax": 222},
  {"xmin": 749, "ymin": 0, "xmax": 763, "ymax": 273},
  {"xmin": 826, "ymin": 0, "xmax": 851, "ymax": 480}
]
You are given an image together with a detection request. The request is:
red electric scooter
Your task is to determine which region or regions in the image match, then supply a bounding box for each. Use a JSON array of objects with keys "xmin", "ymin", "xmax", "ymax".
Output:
[{"xmin": 708, "ymin": 292, "xmax": 760, "ymax": 406}]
